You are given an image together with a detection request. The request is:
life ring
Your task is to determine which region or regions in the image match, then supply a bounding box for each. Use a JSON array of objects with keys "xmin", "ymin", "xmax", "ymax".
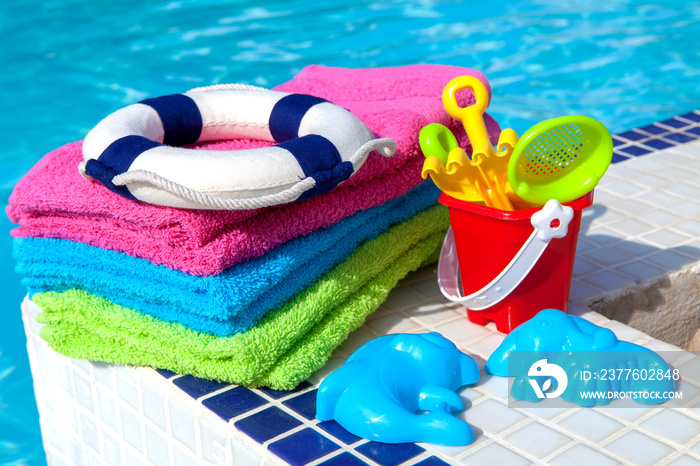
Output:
[{"xmin": 79, "ymin": 84, "xmax": 396, "ymax": 210}]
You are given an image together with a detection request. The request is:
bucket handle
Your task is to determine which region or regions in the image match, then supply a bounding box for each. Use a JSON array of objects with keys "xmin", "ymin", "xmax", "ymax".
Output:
[{"xmin": 438, "ymin": 200, "xmax": 575, "ymax": 310}]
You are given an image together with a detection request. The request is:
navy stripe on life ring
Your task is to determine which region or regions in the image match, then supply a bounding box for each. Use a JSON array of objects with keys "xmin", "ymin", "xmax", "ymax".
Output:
[
  {"xmin": 278, "ymin": 134, "xmax": 354, "ymax": 201},
  {"xmin": 139, "ymin": 94, "xmax": 203, "ymax": 147},
  {"xmin": 269, "ymin": 94, "xmax": 329, "ymax": 143},
  {"xmin": 85, "ymin": 135, "xmax": 162, "ymax": 200}
]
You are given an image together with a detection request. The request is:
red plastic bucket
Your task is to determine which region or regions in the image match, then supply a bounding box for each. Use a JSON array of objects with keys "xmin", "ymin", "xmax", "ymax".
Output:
[{"xmin": 439, "ymin": 192, "xmax": 593, "ymax": 334}]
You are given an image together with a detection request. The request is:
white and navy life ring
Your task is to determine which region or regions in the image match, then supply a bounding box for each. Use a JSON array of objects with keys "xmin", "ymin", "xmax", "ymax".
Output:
[{"xmin": 79, "ymin": 84, "xmax": 396, "ymax": 210}]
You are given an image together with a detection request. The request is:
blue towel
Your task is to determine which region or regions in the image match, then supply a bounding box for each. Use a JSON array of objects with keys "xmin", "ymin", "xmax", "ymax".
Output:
[{"xmin": 15, "ymin": 181, "xmax": 440, "ymax": 336}]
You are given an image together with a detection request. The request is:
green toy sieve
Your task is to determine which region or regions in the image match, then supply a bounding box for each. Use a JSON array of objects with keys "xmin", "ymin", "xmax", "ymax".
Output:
[{"xmin": 507, "ymin": 115, "xmax": 613, "ymax": 205}]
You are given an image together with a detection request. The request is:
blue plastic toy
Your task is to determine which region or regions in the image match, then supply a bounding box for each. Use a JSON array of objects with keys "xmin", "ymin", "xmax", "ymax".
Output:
[
  {"xmin": 486, "ymin": 309, "xmax": 676, "ymax": 406},
  {"xmin": 316, "ymin": 332, "xmax": 480, "ymax": 445}
]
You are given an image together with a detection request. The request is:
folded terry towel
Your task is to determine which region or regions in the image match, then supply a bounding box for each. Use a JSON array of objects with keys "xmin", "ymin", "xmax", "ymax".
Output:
[
  {"xmin": 33, "ymin": 204, "xmax": 450, "ymax": 390},
  {"xmin": 8, "ymin": 65, "xmax": 499, "ymax": 276},
  {"xmin": 16, "ymin": 182, "xmax": 440, "ymax": 336}
]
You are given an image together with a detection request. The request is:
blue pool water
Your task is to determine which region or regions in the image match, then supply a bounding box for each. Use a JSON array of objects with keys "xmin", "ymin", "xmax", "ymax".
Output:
[{"xmin": 1, "ymin": 0, "xmax": 699, "ymax": 462}]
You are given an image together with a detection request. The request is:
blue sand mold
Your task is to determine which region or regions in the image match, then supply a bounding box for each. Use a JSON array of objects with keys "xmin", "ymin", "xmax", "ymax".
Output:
[{"xmin": 316, "ymin": 333, "xmax": 479, "ymax": 446}]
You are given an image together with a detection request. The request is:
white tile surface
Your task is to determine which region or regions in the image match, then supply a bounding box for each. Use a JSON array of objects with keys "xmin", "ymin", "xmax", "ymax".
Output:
[
  {"xmin": 639, "ymin": 410, "xmax": 700, "ymax": 446},
  {"xmin": 459, "ymin": 442, "xmax": 531, "ymax": 465},
  {"xmin": 120, "ymin": 405, "xmax": 144, "ymax": 451},
  {"xmin": 145, "ymin": 425, "xmax": 169, "ymax": 466},
  {"xmin": 118, "ymin": 376, "xmax": 140, "ymax": 410},
  {"xmin": 665, "ymin": 455, "xmax": 700, "ymax": 466},
  {"xmin": 556, "ymin": 409, "xmax": 624, "ymax": 443},
  {"xmin": 604, "ymin": 430, "xmax": 676, "ymax": 466},
  {"xmin": 96, "ymin": 384, "xmax": 120, "ymax": 433},
  {"xmin": 549, "ymin": 444, "xmax": 622, "ymax": 466},
  {"xmin": 173, "ymin": 446, "xmax": 198, "ymax": 466},
  {"xmin": 459, "ymin": 399, "xmax": 527, "ymax": 435},
  {"xmin": 142, "ymin": 377, "xmax": 167, "ymax": 429},
  {"xmin": 101, "ymin": 431, "xmax": 122, "ymax": 466},
  {"xmin": 168, "ymin": 397, "xmax": 197, "ymax": 453},
  {"xmin": 79, "ymin": 412, "xmax": 100, "ymax": 454},
  {"xmin": 73, "ymin": 371, "xmax": 95, "ymax": 412},
  {"xmin": 199, "ymin": 416, "xmax": 227, "ymax": 464},
  {"xmin": 503, "ymin": 422, "xmax": 573, "ymax": 459}
]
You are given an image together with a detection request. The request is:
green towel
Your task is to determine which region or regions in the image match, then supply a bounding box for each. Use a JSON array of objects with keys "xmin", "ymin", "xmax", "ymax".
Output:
[{"xmin": 33, "ymin": 205, "xmax": 449, "ymax": 390}]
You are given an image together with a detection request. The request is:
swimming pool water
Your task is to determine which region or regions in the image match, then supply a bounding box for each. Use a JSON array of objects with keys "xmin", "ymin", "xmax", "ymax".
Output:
[{"xmin": 2, "ymin": 0, "xmax": 699, "ymax": 463}]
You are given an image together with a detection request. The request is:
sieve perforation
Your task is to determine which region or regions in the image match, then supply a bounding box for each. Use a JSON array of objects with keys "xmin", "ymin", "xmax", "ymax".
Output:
[{"xmin": 518, "ymin": 123, "xmax": 584, "ymax": 176}]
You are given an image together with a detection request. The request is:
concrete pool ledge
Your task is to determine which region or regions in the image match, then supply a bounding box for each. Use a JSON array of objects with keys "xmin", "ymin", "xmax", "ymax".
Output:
[{"xmin": 20, "ymin": 114, "xmax": 700, "ymax": 465}]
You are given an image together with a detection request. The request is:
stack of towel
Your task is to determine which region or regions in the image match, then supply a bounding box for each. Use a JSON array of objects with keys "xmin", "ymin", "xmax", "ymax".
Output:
[{"xmin": 9, "ymin": 65, "xmax": 500, "ymax": 390}]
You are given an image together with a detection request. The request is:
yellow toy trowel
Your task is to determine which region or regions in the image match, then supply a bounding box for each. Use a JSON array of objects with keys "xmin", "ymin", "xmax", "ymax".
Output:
[{"xmin": 420, "ymin": 76, "xmax": 519, "ymax": 210}]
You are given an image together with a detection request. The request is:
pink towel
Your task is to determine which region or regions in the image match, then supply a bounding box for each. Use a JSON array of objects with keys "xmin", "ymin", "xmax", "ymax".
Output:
[{"xmin": 8, "ymin": 64, "xmax": 500, "ymax": 276}]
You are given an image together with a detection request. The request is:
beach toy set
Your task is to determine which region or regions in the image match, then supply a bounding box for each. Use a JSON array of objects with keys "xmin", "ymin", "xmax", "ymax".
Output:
[
  {"xmin": 8, "ymin": 64, "xmax": 502, "ymax": 390},
  {"xmin": 317, "ymin": 311, "xmax": 676, "ymax": 446},
  {"xmin": 421, "ymin": 76, "xmax": 613, "ymax": 332}
]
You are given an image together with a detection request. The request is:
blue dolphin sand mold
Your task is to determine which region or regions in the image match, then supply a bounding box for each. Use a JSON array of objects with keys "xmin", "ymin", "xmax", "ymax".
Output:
[
  {"xmin": 486, "ymin": 309, "xmax": 677, "ymax": 406},
  {"xmin": 316, "ymin": 332, "xmax": 480, "ymax": 446}
]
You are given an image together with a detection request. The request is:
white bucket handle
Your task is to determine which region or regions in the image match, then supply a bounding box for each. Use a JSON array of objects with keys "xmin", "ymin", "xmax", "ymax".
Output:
[{"xmin": 438, "ymin": 200, "xmax": 575, "ymax": 310}]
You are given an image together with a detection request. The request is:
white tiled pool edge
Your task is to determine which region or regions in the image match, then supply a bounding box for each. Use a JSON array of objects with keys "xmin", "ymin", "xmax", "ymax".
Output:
[{"xmin": 22, "ymin": 297, "xmax": 280, "ymax": 466}]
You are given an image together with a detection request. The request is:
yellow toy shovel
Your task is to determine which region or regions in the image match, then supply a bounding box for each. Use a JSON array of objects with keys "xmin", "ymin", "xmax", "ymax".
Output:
[
  {"xmin": 443, "ymin": 76, "xmax": 519, "ymax": 210},
  {"xmin": 421, "ymin": 76, "xmax": 519, "ymax": 210}
]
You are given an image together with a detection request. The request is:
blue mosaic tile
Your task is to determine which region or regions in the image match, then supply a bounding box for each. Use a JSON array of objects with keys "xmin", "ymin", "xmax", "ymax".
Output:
[
  {"xmin": 234, "ymin": 406, "xmax": 302, "ymax": 444},
  {"xmin": 638, "ymin": 124, "xmax": 668, "ymax": 135},
  {"xmin": 173, "ymin": 375, "xmax": 231, "ymax": 399},
  {"xmin": 642, "ymin": 138, "xmax": 675, "ymax": 150},
  {"xmin": 282, "ymin": 389, "xmax": 318, "ymax": 421},
  {"xmin": 659, "ymin": 117, "xmax": 691, "ymax": 129},
  {"xmin": 319, "ymin": 452, "xmax": 370, "ymax": 466},
  {"xmin": 611, "ymin": 152, "xmax": 631, "ymax": 164},
  {"xmin": 156, "ymin": 368, "xmax": 178, "ymax": 379},
  {"xmin": 414, "ymin": 457, "xmax": 452, "ymax": 466},
  {"xmin": 202, "ymin": 386, "xmax": 268, "ymax": 421},
  {"xmin": 269, "ymin": 428, "xmax": 340, "ymax": 466},
  {"xmin": 616, "ymin": 130, "xmax": 646, "ymax": 141},
  {"xmin": 355, "ymin": 442, "xmax": 426, "ymax": 466},
  {"xmin": 679, "ymin": 111, "xmax": 700, "ymax": 123},
  {"xmin": 318, "ymin": 420, "xmax": 362, "ymax": 445},
  {"xmin": 618, "ymin": 145, "xmax": 652, "ymax": 157},
  {"xmin": 257, "ymin": 380, "xmax": 312, "ymax": 400},
  {"xmin": 686, "ymin": 126, "xmax": 700, "ymax": 136},
  {"xmin": 665, "ymin": 132, "xmax": 698, "ymax": 143}
]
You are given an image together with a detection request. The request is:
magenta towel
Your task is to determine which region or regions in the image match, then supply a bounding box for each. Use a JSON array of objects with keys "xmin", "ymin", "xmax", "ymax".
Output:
[{"xmin": 7, "ymin": 64, "xmax": 500, "ymax": 276}]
